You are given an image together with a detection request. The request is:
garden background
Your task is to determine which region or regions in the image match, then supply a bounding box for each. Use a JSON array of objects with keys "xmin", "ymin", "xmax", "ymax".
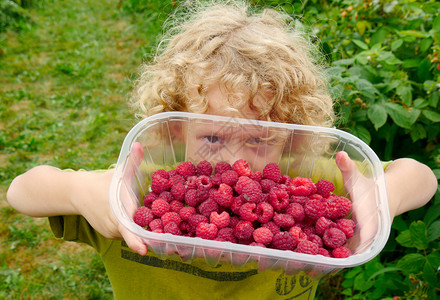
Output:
[{"xmin": 0, "ymin": 0, "xmax": 439, "ymax": 298}]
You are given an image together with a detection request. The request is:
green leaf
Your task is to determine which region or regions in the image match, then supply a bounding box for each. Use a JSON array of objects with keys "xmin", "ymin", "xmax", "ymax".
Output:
[
  {"xmin": 413, "ymin": 98, "xmax": 429, "ymax": 109},
  {"xmin": 370, "ymin": 27, "xmax": 388, "ymax": 46},
  {"xmin": 427, "ymin": 252, "xmax": 440, "ymax": 269},
  {"xmin": 356, "ymin": 21, "xmax": 370, "ymax": 36},
  {"xmin": 396, "ymin": 85, "xmax": 412, "ymax": 106},
  {"xmin": 420, "ymin": 38, "xmax": 433, "ymax": 53},
  {"xmin": 353, "ymin": 273, "xmax": 374, "ymax": 292},
  {"xmin": 402, "ymin": 58, "xmax": 421, "ymax": 69},
  {"xmin": 397, "ymin": 253, "xmax": 426, "ymax": 273},
  {"xmin": 368, "ymin": 104, "xmax": 387, "ymax": 130},
  {"xmin": 391, "ymin": 39, "xmax": 403, "ymax": 51},
  {"xmin": 410, "ymin": 123, "xmax": 426, "ymax": 142},
  {"xmin": 433, "ymin": 13, "xmax": 440, "ymax": 32},
  {"xmin": 423, "ymin": 261, "xmax": 439, "ymax": 288},
  {"xmin": 355, "ymin": 79, "xmax": 379, "ymax": 99},
  {"xmin": 367, "ymin": 267, "xmax": 401, "ymax": 281},
  {"xmin": 398, "ymin": 30, "xmax": 428, "ymax": 38},
  {"xmin": 429, "ymin": 91, "xmax": 439, "ymax": 108},
  {"xmin": 395, "ymin": 230, "xmax": 414, "ymax": 248},
  {"xmin": 422, "ymin": 110, "xmax": 440, "ymax": 122},
  {"xmin": 409, "ymin": 220, "xmax": 428, "ymax": 250},
  {"xmin": 350, "ymin": 125, "xmax": 371, "ymax": 144},
  {"xmin": 384, "ymin": 102, "xmax": 412, "ymax": 129},
  {"xmin": 353, "ymin": 39, "xmax": 369, "ymax": 50},
  {"xmin": 427, "ymin": 220, "xmax": 440, "ymax": 242},
  {"xmin": 424, "ymin": 202, "xmax": 440, "ymax": 226}
]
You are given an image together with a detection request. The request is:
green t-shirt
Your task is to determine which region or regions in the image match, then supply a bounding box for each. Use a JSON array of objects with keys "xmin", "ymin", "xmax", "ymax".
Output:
[{"xmin": 49, "ymin": 215, "xmax": 319, "ymax": 299}]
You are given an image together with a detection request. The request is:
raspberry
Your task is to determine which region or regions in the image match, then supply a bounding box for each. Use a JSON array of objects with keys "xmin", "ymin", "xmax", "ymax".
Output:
[
  {"xmin": 233, "ymin": 220, "xmax": 254, "ymax": 240},
  {"xmin": 336, "ymin": 218, "xmax": 356, "ymax": 239},
  {"xmin": 221, "ymin": 170, "xmax": 239, "ymax": 186},
  {"xmin": 151, "ymin": 199, "xmax": 170, "ymax": 217},
  {"xmin": 210, "ymin": 173, "xmax": 222, "ymax": 186},
  {"xmin": 170, "ymin": 183, "xmax": 186, "ymax": 201},
  {"xmin": 230, "ymin": 195, "xmax": 246, "ymax": 215},
  {"xmin": 239, "ymin": 202, "xmax": 258, "ymax": 222},
  {"xmin": 179, "ymin": 206, "xmax": 196, "ymax": 221},
  {"xmin": 296, "ymin": 240, "xmax": 319, "ymax": 255},
  {"xmin": 262, "ymin": 162, "xmax": 282, "ymax": 183},
  {"xmin": 249, "ymin": 171, "xmax": 262, "ymax": 182},
  {"xmin": 325, "ymin": 195, "xmax": 351, "ymax": 219},
  {"xmin": 288, "ymin": 177, "xmax": 317, "ymax": 196},
  {"xmin": 211, "ymin": 184, "xmax": 233, "ymax": 207},
  {"xmin": 268, "ymin": 187, "xmax": 289, "ymax": 212},
  {"xmin": 260, "ymin": 179, "xmax": 277, "ymax": 193},
  {"xmin": 159, "ymin": 191, "xmax": 174, "ymax": 202},
  {"xmin": 148, "ymin": 218, "xmax": 163, "ymax": 231},
  {"xmin": 316, "ymin": 179, "xmax": 335, "ymax": 198},
  {"xmin": 185, "ymin": 176, "xmax": 198, "ymax": 190},
  {"xmin": 256, "ymin": 202, "xmax": 274, "ymax": 223},
  {"xmin": 279, "ymin": 175, "xmax": 291, "ymax": 186},
  {"xmin": 197, "ymin": 160, "xmax": 213, "ymax": 176},
  {"xmin": 235, "ymin": 176, "xmax": 253, "ymax": 194},
  {"xmin": 228, "ymin": 215, "xmax": 241, "ymax": 229},
  {"xmin": 332, "ymin": 246, "xmax": 352, "ymax": 258},
  {"xmin": 250, "ymin": 242, "xmax": 266, "ymax": 247},
  {"xmin": 271, "ymin": 232, "xmax": 296, "ymax": 251},
  {"xmin": 214, "ymin": 161, "xmax": 232, "ymax": 174},
  {"xmin": 161, "ymin": 211, "xmax": 181, "ymax": 226},
  {"xmin": 253, "ymin": 227, "xmax": 274, "ymax": 245},
  {"xmin": 197, "ymin": 188, "xmax": 210, "ymax": 201},
  {"xmin": 150, "ymin": 176, "xmax": 170, "ymax": 194},
  {"xmin": 216, "ymin": 227, "xmax": 237, "ymax": 243},
  {"xmin": 304, "ymin": 199, "xmax": 327, "ymax": 219},
  {"xmin": 188, "ymin": 214, "xmax": 208, "ymax": 231},
  {"xmin": 164, "ymin": 222, "xmax": 182, "ymax": 235},
  {"xmin": 241, "ymin": 181, "xmax": 263, "ymax": 203},
  {"xmin": 307, "ymin": 234, "xmax": 323, "ymax": 248},
  {"xmin": 232, "ymin": 159, "xmax": 252, "ymax": 176},
  {"xmin": 317, "ymin": 248, "xmax": 331, "ymax": 257},
  {"xmin": 133, "ymin": 206, "xmax": 154, "ymax": 228},
  {"xmin": 196, "ymin": 222, "xmax": 218, "ymax": 240},
  {"xmin": 315, "ymin": 217, "xmax": 336, "ymax": 236},
  {"xmin": 288, "ymin": 226, "xmax": 308, "ymax": 244},
  {"xmin": 184, "ymin": 189, "xmax": 199, "ymax": 207},
  {"xmin": 152, "ymin": 169, "xmax": 169, "ymax": 179},
  {"xmin": 176, "ymin": 161, "xmax": 196, "ymax": 179},
  {"xmin": 273, "ymin": 213, "xmax": 295, "ymax": 229},
  {"xmin": 143, "ymin": 192, "xmax": 158, "ymax": 206},
  {"xmin": 262, "ymin": 221, "xmax": 281, "ymax": 236},
  {"xmin": 198, "ymin": 199, "xmax": 219, "ymax": 218},
  {"xmin": 167, "ymin": 169, "xmax": 178, "ymax": 177},
  {"xmin": 179, "ymin": 221, "xmax": 191, "ymax": 233},
  {"xmin": 169, "ymin": 200, "xmax": 184, "ymax": 213},
  {"xmin": 290, "ymin": 196, "xmax": 308, "ymax": 206},
  {"xmin": 210, "ymin": 211, "xmax": 230, "ymax": 229},
  {"xmin": 285, "ymin": 203, "xmax": 305, "ymax": 222},
  {"xmin": 323, "ymin": 227, "xmax": 347, "ymax": 249},
  {"xmin": 196, "ymin": 175, "xmax": 212, "ymax": 190}
]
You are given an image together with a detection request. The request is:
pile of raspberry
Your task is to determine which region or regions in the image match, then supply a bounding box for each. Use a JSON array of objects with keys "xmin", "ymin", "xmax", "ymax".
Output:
[{"xmin": 133, "ymin": 159, "xmax": 355, "ymax": 259}]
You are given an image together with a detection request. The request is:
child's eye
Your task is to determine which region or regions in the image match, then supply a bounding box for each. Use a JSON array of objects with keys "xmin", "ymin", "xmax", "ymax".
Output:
[
  {"xmin": 203, "ymin": 136, "xmax": 223, "ymax": 144},
  {"xmin": 246, "ymin": 137, "xmax": 265, "ymax": 145}
]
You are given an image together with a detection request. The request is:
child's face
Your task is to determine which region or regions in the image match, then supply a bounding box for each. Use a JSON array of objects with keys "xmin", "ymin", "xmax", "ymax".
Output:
[{"xmin": 183, "ymin": 83, "xmax": 288, "ymax": 172}]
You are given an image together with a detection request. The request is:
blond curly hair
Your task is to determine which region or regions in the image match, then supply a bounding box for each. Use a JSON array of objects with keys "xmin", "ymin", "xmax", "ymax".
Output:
[{"xmin": 132, "ymin": 0, "xmax": 334, "ymax": 127}]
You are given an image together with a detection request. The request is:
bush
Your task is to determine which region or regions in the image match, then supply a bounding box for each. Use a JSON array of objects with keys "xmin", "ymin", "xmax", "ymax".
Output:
[{"xmin": 0, "ymin": 0, "xmax": 35, "ymax": 32}]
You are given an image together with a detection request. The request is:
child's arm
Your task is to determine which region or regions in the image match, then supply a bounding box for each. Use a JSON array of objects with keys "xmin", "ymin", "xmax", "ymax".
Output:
[{"xmin": 6, "ymin": 166, "xmax": 148, "ymax": 255}]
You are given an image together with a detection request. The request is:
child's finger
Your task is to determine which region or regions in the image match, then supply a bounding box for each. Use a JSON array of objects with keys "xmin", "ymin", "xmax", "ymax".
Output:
[{"xmin": 119, "ymin": 223, "xmax": 148, "ymax": 256}]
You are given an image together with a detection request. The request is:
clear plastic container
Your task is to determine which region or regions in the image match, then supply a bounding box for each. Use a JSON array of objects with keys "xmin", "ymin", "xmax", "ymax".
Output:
[{"xmin": 109, "ymin": 111, "xmax": 390, "ymax": 277}]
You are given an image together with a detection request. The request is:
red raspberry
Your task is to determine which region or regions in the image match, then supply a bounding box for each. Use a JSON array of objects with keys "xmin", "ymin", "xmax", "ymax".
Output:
[
  {"xmin": 228, "ymin": 215, "xmax": 241, "ymax": 229},
  {"xmin": 271, "ymin": 232, "xmax": 296, "ymax": 251},
  {"xmin": 304, "ymin": 199, "xmax": 327, "ymax": 219},
  {"xmin": 273, "ymin": 213, "xmax": 295, "ymax": 229},
  {"xmin": 262, "ymin": 221, "xmax": 281, "ymax": 236},
  {"xmin": 216, "ymin": 227, "xmax": 237, "ymax": 243},
  {"xmin": 221, "ymin": 170, "xmax": 239, "ymax": 186},
  {"xmin": 196, "ymin": 175, "xmax": 212, "ymax": 190},
  {"xmin": 198, "ymin": 199, "xmax": 219, "ymax": 218},
  {"xmin": 215, "ymin": 161, "xmax": 232, "ymax": 174},
  {"xmin": 285, "ymin": 203, "xmax": 305, "ymax": 222},
  {"xmin": 197, "ymin": 188, "xmax": 210, "ymax": 201},
  {"xmin": 170, "ymin": 183, "xmax": 186, "ymax": 201},
  {"xmin": 133, "ymin": 206, "xmax": 154, "ymax": 228},
  {"xmin": 233, "ymin": 220, "xmax": 254, "ymax": 240},
  {"xmin": 151, "ymin": 199, "xmax": 170, "ymax": 217},
  {"xmin": 296, "ymin": 240, "xmax": 319, "ymax": 255},
  {"xmin": 241, "ymin": 181, "xmax": 263, "ymax": 203},
  {"xmin": 185, "ymin": 176, "xmax": 198, "ymax": 189},
  {"xmin": 163, "ymin": 222, "xmax": 182, "ymax": 235},
  {"xmin": 235, "ymin": 176, "xmax": 253, "ymax": 195},
  {"xmin": 303, "ymin": 226, "xmax": 316, "ymax": 237},
  {"xmin": 336, "ymin": 218, "xmax": 356, "ymax": 239},
  {"xmin": 317, "ymin": 248, "xmax": 331, "ymax": 257},
  {"xmin": 167, "ymin": 169, "xmax": 178, "ymax": 177},
  {"xmin": 150, "ymin": 176, "xmax": 170, "ymax": 194},
  {"xmin": 143, "ymin": 192, "xmax": 158, "ymax": 206},
  {"xmin": 307, "ymin": 234, "xmax": 323, "ymax": 248},
  {"xmin": 169, "ymin": 200, "xmax": 184, "ymax": 213},
  {"xmin": 279, "ymin": 175, "xmax": 291, "ymax": 186},
  {"xmin": 288, "ymin": 177, "xmax": 317, "ymax": 196},
  {"xmin": 184, "ymin": 189, "xmax": 199, "ymax": 207},
  {"xmin": 211, "ymin": 184, "xmax": 233, "ymax": 207},
  {"xmin": 256, "ymin": 202, "xmax": 274, "ymax": 223},
  {"xmin": 179, "ymin": 221, "xmax": 191, "ymax": 234},
  {"xmin": 231, "ymin": 195, "xmax": 246, "ymax": 215},
  {"xmin": 239, "ymin": 202, "xmax": 258, "ymax": 222},
  {"xmin": 161, "ymin": 211, "xmax": 181, "ymax": 226},
  {"xmin": 179, "ymin": 206, "xmax": 196, "ymax": 221},
  {"xmin": 315, "ymin": 217, "xmax": 336, "ymax": 236},
  {"xmin": 197, "ymin": 160, "xmax": 213, "ymax": 176},
  {"xmin": 249, "ymin": 171, "xmax": 262, "ymax": 182},
  {"xmin": 260, "ymin": 179, "xmax": 277, "ymax": 193},
  {"xmin": 232, "ymin": 159, "xmax": 252, "ymax": 176},
  {"xmin": 210, "ymin": 211, "xmax": 230, "ymax": 229},
  {"xmin": 290, "ymin": 196, "xmax": 308, "ymax": 206},
  {"xmin": 288, "ymin": 226, "xmax": 308, "ymax": 244},
  {"xmin": 148, "ymin": 218, "xmax": 163, "ymax": 231},
  {"xmin": 158, "ymin": 191, "xmax": 174, "ymax": 202},
  {"xmin": 253, "ymin": 227, "xmax": 274, "ymax": 245},
  {"xmin": 176, "ymin": 161, "xmax": 196, "ymax": 179},
  {"xmin": 152, "ymin": 169, "xmax": 169, "ymax": 179},
  {"xmin": 196, "ymin": 222, "xmax": 218, "ymax": 240},
  {"xmin": 188, "ymin": 214, "xmax": 208, "ymax": 231},
  {"xmin": 316, "ymin": 179, "xmax": 335, "ymax": 198},
  {"xmin": 325, "ymin": 195, "xmax": 351, "ymax": 219},
  {"xmin": 332, "ymin": 246, "xmax": 352, "ymax": 258},
  {"xmin": 262, "ymin": 162, "xmax": 282, "ymax": 183},
  {"xmin": 210, "ymin": 173, "xmax": 222, "ymax": 186},
  {"xmin": 250, "ymin": 242, "xmax": 266, "ymax": 247},
  {"xmin": 268, "ymin": 187, "xmax": 289, "ymax": 212},
  {"xmin": 323, "ymin": 227, "xmax": 347, "ymax": 249}
]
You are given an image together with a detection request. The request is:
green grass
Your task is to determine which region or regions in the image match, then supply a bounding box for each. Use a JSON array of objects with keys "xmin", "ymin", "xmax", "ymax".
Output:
[{"xmin": 0, "ymin": 0, "xmax": 173, "ymax": 298}]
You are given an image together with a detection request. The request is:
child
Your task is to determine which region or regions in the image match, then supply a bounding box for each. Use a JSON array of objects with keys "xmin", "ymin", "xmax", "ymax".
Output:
[{"xmin": 6, "ymin": 1, "xmax": 437, "ymax": 299}]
